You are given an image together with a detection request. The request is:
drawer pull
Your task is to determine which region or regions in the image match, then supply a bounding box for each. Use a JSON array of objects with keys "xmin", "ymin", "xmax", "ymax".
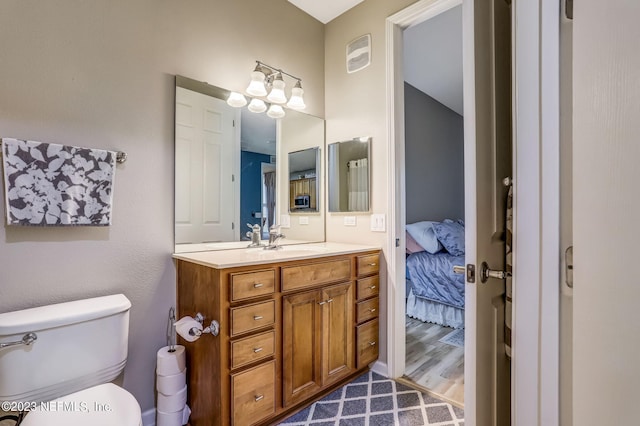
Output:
[
  {"xmin": 369, "ymin": 308, "xmax": 376, "ymax": 313},
  {"xmin": 369, "ymin": 285, "xmax": 377, "ymax": 290},
  {"xmin": 369, "ymin": 263, "xmax": 377, "ymax": 266},
  {"xmin": 318, "ymin": 301, "xmax": 327, "ymax": 305},
  {"xmin": 369, "ymin": 341, "xmax": 377, "ymax": 346},
  {"xmin": 253, "ymin": 283, "xmax": 263, "ymax": 288},
  {"xmin": 327, "ymin": 298, "xmax": 334, "ymax": 303},
  {"xmin": 254, "ymin": 394, "xmax": 264, "ymax": 402},
  {"xmin": 253, "ymin": 347, "xmax": 263, "ymax": 353},
  {"xmin": 254, "ymin": 315, "xmax": 263, "ymax": 321}
]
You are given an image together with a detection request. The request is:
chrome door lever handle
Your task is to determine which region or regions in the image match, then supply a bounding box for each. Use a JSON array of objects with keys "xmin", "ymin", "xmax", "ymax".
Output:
[{"xmin": 480, "ymin": 261, "xmax": 511, "ymax": 283}]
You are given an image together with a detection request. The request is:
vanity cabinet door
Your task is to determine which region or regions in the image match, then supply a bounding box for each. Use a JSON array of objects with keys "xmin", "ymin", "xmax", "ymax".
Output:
[
  {"xmin": 321, "ymin": 282, "xmax": 354, "ymax": 387},
  {"xmin": 282, "ymin": 289, "xmax": 323, "ymax": 407}
]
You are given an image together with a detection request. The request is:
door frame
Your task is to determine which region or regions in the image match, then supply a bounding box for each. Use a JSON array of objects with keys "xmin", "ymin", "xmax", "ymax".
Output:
[{"xmin": 384, "ymin": 0, "xmax": 560, "ymax": 425}]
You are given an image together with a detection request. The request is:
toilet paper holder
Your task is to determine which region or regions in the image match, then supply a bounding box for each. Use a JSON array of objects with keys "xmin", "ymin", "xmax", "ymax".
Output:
[{"xmin": 191, "ymin": 313, "xmax": 220, "ymax": 337}]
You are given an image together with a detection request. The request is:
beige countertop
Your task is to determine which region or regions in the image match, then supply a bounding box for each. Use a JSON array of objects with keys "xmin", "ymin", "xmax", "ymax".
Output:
[{"xmin": 172, "ymin": 241, "xmax": 381, "ymax": 268}]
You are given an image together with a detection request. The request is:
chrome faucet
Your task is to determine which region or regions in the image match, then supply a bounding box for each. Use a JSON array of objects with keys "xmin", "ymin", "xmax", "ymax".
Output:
[
  {"xmin": 265, "ymin": 225, "xmax": 285, "ymax": 250},
  {"xmin": 246, "ymin": 223, "xmax": 263, "ymax": 248}
]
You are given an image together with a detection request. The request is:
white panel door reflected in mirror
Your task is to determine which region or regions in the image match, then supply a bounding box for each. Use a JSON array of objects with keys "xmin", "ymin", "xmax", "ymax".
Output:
[{"xmin": 328, "ymin": 137, "xmax": 371, "ymax": 212}]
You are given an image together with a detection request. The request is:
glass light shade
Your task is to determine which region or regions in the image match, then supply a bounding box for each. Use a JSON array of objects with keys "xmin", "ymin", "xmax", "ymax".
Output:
[
  {"xmin": 266, "ymin": 104, "xmax": 286, "ymax": 119},
  {"xmin": 248, "ymin": 98, "xmax": 267, "ymax": 113},
  {"xmin": 246, "ymin": 70, "xmax": 268, "ymax": 97},
  {"xmin": 267, "ymin": 76, "xmax": 287, "ymax": 104},
  {"xmin": 226, "ymin": 91, "xmax": 247, "ymax": 108},
  {"xmin": 286, "ymin": 86, "xmax": 306, "ymax": 110}
]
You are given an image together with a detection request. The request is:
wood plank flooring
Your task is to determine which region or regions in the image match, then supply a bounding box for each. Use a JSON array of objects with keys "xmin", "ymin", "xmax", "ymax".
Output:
[{"xmin": 404, "ymin": 316, "xmax": 465, "ymax": 406}]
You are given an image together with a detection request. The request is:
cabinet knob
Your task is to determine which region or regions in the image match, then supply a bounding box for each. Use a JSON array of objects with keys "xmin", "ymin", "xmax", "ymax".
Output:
[
  {"xmin": 254, "ymin": 394, "xmax": 264, "ymax": 402},
  {"xmin": 254, "ymin": 315, "xmax": 263, "ymax": 321},
  {"xmin": 369, "ymin": 341, "xmax": 377, "ymax": 346},
  {"xmin": 253, "ymin": 347, "xmax": 263, "ymax": 353},
  {"xmin": 253, "ymin": 283, "xmax": 263, "ymax": 288}
]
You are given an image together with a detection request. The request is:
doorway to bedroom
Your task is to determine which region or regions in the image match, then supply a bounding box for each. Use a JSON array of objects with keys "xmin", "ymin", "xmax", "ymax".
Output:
[{"xmin": 401, "ymin": 4, "xmax": 466, "ymax": 406}]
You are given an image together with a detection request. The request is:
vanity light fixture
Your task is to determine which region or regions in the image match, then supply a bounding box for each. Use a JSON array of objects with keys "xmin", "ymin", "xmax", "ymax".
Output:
[
  {"xmin": 226, "ymin": 60, "xmax": 306, "ymax": 119},
  {"xmin": 248, "ymin": 98, "xmax": 267, "ymax": 113},
  {"xmin": 227, "ymin": 91, "xmax": 248, "ymax": 107},
  {"xmin": 266, "ymin": 104, "xmax": 285, "ymax": 119}
]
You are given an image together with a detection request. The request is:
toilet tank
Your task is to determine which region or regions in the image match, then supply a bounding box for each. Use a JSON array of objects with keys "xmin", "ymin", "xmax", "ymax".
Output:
[{"xmin": 0, "ymin": 294, "xmax": 131, "ymax": 403}]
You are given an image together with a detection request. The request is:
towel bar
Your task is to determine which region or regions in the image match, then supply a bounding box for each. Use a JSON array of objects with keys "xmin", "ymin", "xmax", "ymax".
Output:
[{"xmin": 0, "ymin": 149, "xmax": 127, "ymax": 164}]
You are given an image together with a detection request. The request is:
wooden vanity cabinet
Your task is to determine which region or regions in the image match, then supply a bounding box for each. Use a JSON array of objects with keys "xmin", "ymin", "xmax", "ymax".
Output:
[{"xmin": 175, "ymin": 249, "xmax": 379, "ymax": 426}]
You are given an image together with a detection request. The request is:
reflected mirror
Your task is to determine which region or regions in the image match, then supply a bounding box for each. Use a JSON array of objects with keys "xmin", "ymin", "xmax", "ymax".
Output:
[
  {"xmin": 288, "ymin": 148, "xmax": 319, "ymax": 213},
  {"xmin": 174, "ymin": 75, "xmax": 325, "ymax": 252},
  {"xmin": 328, "ymin": 137, "xmax": 371, "ymax": 212}
]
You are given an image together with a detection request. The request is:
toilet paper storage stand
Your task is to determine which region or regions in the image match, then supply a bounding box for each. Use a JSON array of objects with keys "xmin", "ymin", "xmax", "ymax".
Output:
[{"xmin": 190, "ymin": 313, "xmax": 219, "ymax": 337}]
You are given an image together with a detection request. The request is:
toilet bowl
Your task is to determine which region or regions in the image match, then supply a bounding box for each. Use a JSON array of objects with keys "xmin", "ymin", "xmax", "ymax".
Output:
[
  {"xmin": 0, "ymin": 294, "xmax": 143, "ymax": 425},
  {"xmin": 20, "ymin": 383, "xmax": 141, "ymax": 426}
]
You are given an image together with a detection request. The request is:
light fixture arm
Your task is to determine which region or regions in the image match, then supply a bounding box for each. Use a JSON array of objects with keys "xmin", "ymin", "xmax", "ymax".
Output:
[{"xmin": 255, "ymin": 60, "xmax": 302, "ymax": 84}]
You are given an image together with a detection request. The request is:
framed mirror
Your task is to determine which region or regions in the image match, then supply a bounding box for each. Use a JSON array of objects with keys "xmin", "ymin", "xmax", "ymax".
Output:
[
  {"xmin": 288, "ymin": 148, "xmax": 320, "ymax": 213},
  {"xmin": 174, "ymin": 75, "xmax": 325, "ymax": 253},
  {"xmin": 327, "ymin": 137, "xmax": 371, "ymax": 212}
]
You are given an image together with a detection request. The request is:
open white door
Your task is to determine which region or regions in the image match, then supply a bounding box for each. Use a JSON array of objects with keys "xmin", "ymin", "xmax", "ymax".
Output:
[
  {"xmin": 573, "ymin": 2, "xmax": 640, "ymax": 424},
  {"xmin": 175, "ymin": 87, "xmax": 238, "ymax": 244},
  {"xmin": 462, "ymin": 0, "xmax": 511, "ymax": 424}
]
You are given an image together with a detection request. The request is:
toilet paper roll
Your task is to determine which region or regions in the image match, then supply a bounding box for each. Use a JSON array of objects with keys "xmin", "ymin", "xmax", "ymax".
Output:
[
  {"xmin": 175, "ymin": 316, "xmax": 203, "ymax": 343},
  {"xmin": 157, "ymin": 368, "xmax": 187, "ymax": 395},
  {"xmin": 156, "ymin": 408, "xmax": 183, "ymax": 426},
  {"xmin": 157, "ymin": 385, "xmax": 187, "ymax": 413},
  {"xmin": 156, "ymin": 345, "xmax": 186, "ymax": 376}
]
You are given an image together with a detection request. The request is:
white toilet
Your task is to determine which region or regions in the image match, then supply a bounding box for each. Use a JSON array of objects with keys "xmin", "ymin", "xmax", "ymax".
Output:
[{"xmin": 0, "ymin": 294, "xmax": 142, "ymax": 425}]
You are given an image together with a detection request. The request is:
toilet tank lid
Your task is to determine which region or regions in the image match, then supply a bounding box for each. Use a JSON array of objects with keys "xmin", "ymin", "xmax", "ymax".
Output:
[{"xmin": 0, "ymin": 294, "xmax": 131, "ymax": 336}]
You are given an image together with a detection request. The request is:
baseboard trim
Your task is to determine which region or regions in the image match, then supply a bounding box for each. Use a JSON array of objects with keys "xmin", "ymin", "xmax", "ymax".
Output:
[
  {"xmin": 370, "ymin": 360, "xmax": 388, "ymax": 378},
  {"xmin": 142, "ymin": 408, "xmax": 156, "ymax": 426}
]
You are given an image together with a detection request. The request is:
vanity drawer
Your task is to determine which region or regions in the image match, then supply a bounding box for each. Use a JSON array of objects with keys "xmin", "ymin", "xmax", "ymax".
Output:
[
  {"xmin": 356, "ymin": 318, "xmax": 379, "ymax": 369},
  {"xmin": 356, "ymin": 276, "xmax": 379, "ymax": 301},
  {"xmin": 281, "ymin": 259, "xmax": 351, "ymax": 292},
  {"xmin": 230, "ymin": 331, "xmax": 275, "ymax": 370},
  {"xmin": 231, "ymin": 269, "xmax": 276, "ymax": 301},
  {"xmin": 231, "ymin": 300, "xmax": 275, "ymax": 337},
  {"xmin": 231, "ymin": 360, "xmax": 276, "ymax": 426},
  {"xmin": 356, "ymin": 297, "xmax": 379, "ymax": 324},
  {"xmin": 357, "ymin": 253, "xmax": 380, "ymax": 277}
]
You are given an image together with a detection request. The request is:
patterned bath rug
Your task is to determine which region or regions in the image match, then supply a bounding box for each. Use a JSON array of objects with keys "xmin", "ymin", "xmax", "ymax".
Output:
[
  {"xmin": 278, "ymin": 371, "xmax": 464, "ymax": 425},
  {"xmin": 439, "ymin": 329, "xmax": 465, "ymax": 348}
]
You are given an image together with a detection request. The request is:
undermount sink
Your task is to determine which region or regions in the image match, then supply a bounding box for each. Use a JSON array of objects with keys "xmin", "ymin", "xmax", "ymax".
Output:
[{"xmin": 244, "ymin": 244, "xmax": 329, "ymax": 257}]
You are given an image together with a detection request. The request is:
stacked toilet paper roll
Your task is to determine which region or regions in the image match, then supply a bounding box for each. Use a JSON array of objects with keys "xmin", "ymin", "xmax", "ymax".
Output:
[{"xmin": 156, "ymin": 345, "xmax": 190, "ymax": 426}]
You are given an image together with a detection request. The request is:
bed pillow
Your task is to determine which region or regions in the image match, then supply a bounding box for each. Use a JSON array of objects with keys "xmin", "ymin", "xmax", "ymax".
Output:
[
  {"xmin": 406, "ymin": 221, "xmax": 443, "ymax": 254},
  {"xmin": 432, "ymin": 221, "xmax": 465, "ymax": 256},
  {"xmin": 405, "ymin": 231, "xmax": 425, "ymax": 254}
]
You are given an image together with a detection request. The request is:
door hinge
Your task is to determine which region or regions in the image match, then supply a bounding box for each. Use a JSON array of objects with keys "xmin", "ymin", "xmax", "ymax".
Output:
[
  {"xmin": 233, "ymin": 119, "xmax": 236, "ymax": 127},
  {"xmin": 395, "ymin": 238, "xmax": 400, "ymax": 247},
  {"xmin": 565, "ymin": 246, "xmax": 574, "ymax": 288},
  {"xmin": 565, "ymin": 0, "xmax": 573, "ymax": 19},
  {"xmin": 467, "ymin": 264, "xmax": 476, "ymax": 284},
  {"xmin": 231, "ymin": 222, "xmax": 234, "ymax": 230},
  {"xmin": 232, "ymin": 174, "xmax": 235, "ymax": 182}
]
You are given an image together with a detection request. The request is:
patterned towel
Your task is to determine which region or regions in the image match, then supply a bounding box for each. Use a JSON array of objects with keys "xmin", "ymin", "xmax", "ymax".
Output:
[{"xmin": 2, "ymin": 138, "xmax": 116, "ymax": 226}]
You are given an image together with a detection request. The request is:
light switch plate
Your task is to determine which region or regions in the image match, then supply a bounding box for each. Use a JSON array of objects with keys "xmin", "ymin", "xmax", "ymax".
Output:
[
  {"xmin": 298, "ymin": 216, "xmax": 309, "ymax": 225},
  {"xmin": 344, "ymin": 216, "xmax": 357, "ymax": 226},
  {"xmin": 371, "ymin": 214, "xmax": 386, "ymax": 232},
  {"xmin": 280, "ymin": 214, "xmax": 291, "ymax": 228}
]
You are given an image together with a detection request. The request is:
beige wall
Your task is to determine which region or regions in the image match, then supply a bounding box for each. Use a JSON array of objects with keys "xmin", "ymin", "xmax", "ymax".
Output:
[
  {"xmin": 0, "ymin": 0, "xmax": 324, "ymax": 413},
  {"xmin": 278, "ymin": 112, "xmax": 325, "ymax": 241},
  {"xmin": 324, "ymin": 0, "xmax": 416, "ymax": 363}
]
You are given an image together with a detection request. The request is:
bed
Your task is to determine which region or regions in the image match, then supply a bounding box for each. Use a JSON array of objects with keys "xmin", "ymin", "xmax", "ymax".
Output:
[{"xmin": 405, "ymin": 219, "xmax": 466, "ymax": 329}]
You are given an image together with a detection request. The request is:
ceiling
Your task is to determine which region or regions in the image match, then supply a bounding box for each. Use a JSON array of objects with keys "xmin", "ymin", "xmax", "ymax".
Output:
[
  {"xmin": 403, "ymin": 5, "xmax": 463, "ymax": 116},
  {"xmin": 287, "ymin": 0, "xmax": 365, "ymax": 24}
]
